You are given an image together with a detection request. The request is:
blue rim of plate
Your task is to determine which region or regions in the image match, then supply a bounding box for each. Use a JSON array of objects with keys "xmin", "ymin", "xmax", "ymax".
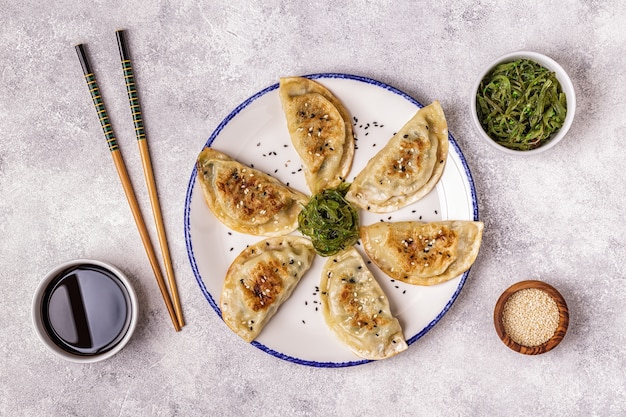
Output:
[{"xmin": 184, "ymin": 73, "xmax": 479, "ymax": 368}]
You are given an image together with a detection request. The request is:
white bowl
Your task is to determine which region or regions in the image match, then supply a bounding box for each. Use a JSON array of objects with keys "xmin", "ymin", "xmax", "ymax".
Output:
[
  {"xmin": 32, "ymin": 259, "xmax": 138, "ymax": 363},
  {"xmin": 470, "ymin": 51, "xmax": 576, "ymax": 155}
]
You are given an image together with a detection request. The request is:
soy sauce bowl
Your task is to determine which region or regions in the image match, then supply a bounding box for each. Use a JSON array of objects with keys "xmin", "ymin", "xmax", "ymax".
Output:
[
  {"xmin": 32, "ymin": 259, "xmax": 139, "ymax": 363},
  {"xmin": 471, "ymin": 51, "xmax": 576, "ymax": 155}
]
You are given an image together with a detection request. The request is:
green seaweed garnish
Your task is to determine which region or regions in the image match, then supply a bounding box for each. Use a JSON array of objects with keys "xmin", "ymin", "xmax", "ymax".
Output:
[
  {"xmin": 297, "ymin": 182, "xmax": 359, "ymax": 257},
  {"xmin": 476, "ymin": 58, "xmax": 567, "ymax": 151}
]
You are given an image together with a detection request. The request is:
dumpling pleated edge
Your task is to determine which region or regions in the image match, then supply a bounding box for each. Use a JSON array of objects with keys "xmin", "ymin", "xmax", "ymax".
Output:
[
  {"xmin": 220, "ymin": 236, "xmax": 317, "ymax": 342},
  {"xmin": 279, "ymin": 76, "xmax": 355, "ymax": 194},
  {"xmin": 361, "ymin": 220, "xmax": 484, "ymax": 286},
  {"xmin": 196, "ymin": 147, "xmax": 309, "ymax": 237},
  {"xmin": 345, "ymin": 101, "xmax": 449, "ymax": 213},
  {"xmin": 319, "ymin": 247, "xmax": 408, "ymax": 360}
]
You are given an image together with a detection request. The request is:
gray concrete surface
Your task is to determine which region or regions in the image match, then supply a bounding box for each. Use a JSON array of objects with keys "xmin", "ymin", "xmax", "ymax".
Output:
[{"xmin": 1, "ymin": 0, "xmax": 625, "ymax": 415}]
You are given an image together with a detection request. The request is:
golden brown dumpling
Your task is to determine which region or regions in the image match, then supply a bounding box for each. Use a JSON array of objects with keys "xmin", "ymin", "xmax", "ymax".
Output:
[
  {"xmin": 279, "ymin": 76, "xmax": 355, "ymax": 194},
  {"xmin": 196, "ymin": 147, "xmax": 308, "ymax": 236},
  {"xmin": 221, "ymin": 236, "xmax": 316, "ymax": 342},
  {"xmin": 345, "ymin": 101, "xmax": 448, "ymax": 213},
  {"xmin": 361, "ymin": 220, "xmax": 484, "ymax": 286},
  {"xmin": 320, "ymin": 247, "xmax": 407, "ymax": 360}
]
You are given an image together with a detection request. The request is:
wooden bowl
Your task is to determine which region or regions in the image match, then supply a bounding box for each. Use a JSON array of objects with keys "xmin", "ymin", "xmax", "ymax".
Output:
[{"xmin": 493, "ymin": 280, "xmax": 569, "ymax": 355}]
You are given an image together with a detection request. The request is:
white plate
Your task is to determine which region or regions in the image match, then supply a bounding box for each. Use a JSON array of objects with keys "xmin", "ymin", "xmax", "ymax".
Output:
[{"xmin": 184, "ymin": 74, "xmax": 478, "ymax": 367}]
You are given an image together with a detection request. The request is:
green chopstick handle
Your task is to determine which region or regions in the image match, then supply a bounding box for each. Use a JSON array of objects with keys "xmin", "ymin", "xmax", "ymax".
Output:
[
  {"xmin": 116, "ymin": 30, "xmax": 146, "ymax": 142},
  {"xmin": 75, "ymin": 44, "xmax": 119, "ymax": 152}
]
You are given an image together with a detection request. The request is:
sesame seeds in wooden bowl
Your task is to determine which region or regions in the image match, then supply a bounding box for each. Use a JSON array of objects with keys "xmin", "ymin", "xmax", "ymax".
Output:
[{"xmin": 493, "ymin": 280, "xmax": 569, "ymax": 355}]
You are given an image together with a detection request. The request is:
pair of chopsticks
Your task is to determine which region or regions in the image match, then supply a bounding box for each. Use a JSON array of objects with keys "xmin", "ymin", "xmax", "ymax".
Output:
[{"xmin": 75, "ymin": 30, "xmax": 184, "ymax": 331}]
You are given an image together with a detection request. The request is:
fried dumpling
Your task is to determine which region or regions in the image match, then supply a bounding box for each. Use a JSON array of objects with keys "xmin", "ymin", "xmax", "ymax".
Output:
[
  {"xmin": 196, "ymin": 147, "xmax": 308, "ymax": 236},
  {"xmin": 279, "ymin": 76, "xmax": 355, "ymax": 194},
  {"xmin": 221, "ymin": 236, "xmax": 316, "ymax": 342},
  {"xmin": 361, "ymin": 220, "xmax": 484, "ymax": 286},
  {"xmin": 320, "ymin": 247, "xmax": 407, "ymax": 360},
  {"xmin": 345, "ymin": 101, "xmax": 449, "ymax": 213}
]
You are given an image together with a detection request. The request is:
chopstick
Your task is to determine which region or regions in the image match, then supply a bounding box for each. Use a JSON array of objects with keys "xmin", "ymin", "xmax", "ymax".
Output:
[
  {"xmin": 75, "ymin": 43, "xmax": 181, "ymax": 332},
  {"xmin": 115, "ymin": 30, "xmax": 184, "ymax": 328}
]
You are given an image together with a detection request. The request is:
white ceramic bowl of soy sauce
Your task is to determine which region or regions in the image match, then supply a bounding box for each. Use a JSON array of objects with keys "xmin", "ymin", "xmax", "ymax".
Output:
[{"xmin": 32, "ymin": 259, "xmax": 139, "ymax": 363}]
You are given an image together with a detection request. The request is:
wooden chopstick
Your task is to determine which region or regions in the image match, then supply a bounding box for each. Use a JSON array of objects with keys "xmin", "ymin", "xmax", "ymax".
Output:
[
  {"xmin": 75, "ymin": 43, "xmax": 181, "ymax": 332},
  {"xmin": 115, "ymin": 30, "xmax": 184, "ymax": 328}
]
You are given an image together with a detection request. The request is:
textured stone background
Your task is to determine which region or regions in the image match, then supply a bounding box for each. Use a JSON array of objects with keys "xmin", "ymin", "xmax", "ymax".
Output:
[{"xmin": 2, "ymin": 0, "xmax": 625, "ymax": 415}]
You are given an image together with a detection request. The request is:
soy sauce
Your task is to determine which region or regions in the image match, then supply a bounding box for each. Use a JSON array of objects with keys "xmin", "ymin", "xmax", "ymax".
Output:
[{"xmin": 41, "ymin": 264, "xmax": 132, "ymax": 356}]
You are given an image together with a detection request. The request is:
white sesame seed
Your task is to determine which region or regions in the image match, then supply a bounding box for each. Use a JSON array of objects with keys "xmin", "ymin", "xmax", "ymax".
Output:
[{"xmin": 502, "ymin": 288, "xmax": 559, "ymax": 347}]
